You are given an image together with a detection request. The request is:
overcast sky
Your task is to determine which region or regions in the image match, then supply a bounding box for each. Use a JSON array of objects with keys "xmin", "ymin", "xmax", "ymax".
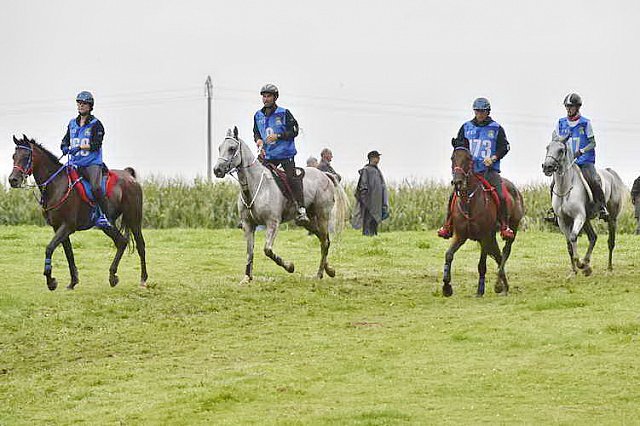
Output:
[{"xmin": 1, "ymin": 0, "xmax": 639, "ymax": 185}]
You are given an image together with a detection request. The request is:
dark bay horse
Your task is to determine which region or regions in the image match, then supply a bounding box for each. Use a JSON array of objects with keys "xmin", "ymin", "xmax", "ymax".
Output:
[
  {"xmin": 442, "ymin": 147, "xmax": 524, "ymax": 297},
  {"xmin": 8, "ymin": 135, "xmax": 148, "ymax": 290}
]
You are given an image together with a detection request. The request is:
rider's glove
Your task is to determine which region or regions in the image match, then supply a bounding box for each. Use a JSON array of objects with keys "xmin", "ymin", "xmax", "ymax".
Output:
[
  {"xmin": 61, "ymin": 145, "xmax": 69, "ymax": 155},
  {"xmin": 69, "ymin": 146, "xmax": 81, "ymax": 155}
]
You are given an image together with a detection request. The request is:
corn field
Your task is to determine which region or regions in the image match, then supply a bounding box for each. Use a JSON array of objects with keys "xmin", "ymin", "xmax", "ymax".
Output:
[{"xmin": 1, "ymin": 178, "xmax": 637, "ymax": 233}]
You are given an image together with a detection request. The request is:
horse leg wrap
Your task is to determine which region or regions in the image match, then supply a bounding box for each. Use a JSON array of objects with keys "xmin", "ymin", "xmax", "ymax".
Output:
[{"xmin": 44, "ymin": 258, "xmax": 52, "ymax": 274}]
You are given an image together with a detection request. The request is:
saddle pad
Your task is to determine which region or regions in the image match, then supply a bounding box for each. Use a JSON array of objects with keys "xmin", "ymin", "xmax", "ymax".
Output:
[{"xmin": 68, "ymin": 168, "xmax": 118, "ymax": 205}]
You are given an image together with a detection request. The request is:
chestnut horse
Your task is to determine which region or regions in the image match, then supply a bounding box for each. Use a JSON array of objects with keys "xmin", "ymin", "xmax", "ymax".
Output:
[
  {"xmin": 442, "ymin": 147, "xmax": 524, "ymax": 297},
  {"xmin": 8, "ymin": 135, "xmax": 148, "ymax": 290}
]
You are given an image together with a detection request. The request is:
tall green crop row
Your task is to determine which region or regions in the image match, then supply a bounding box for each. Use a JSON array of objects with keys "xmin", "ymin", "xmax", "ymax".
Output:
[{"xmin": 1, "ymin": 178, "xmax": 636, "ymax": 233}]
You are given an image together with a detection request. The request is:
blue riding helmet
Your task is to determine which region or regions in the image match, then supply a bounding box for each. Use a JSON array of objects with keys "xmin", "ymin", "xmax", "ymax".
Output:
[
  {"xmin": 76, "ymin": 91, "xmax": 94, "ymax": 105},
  {"xmin": 472, "ymin": 97, "xmax": 491, "ymax": 111}
]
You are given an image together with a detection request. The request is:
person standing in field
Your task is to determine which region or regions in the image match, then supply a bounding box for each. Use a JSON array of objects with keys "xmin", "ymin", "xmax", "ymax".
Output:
[
  {"xmin": 632, "ymin": 175, "xmax": 640, "ymax": 235},
  {"xmin": 437, "ymin": 97, "xmax": 514, "ymax": 240},
  {"xmin": 253, "ymin": 83, "xmax": 309, "ymax": 225},
  {"xmin": 354, "ymin": 150, "xmax": 388, "ymax": 236},
  {"xmin": 61, "ymin": 90, "xmax": 111, "ymax": 229},
  {"xmin": 317, "ymin": 148, "xmax": 341, "ymax": 182}
]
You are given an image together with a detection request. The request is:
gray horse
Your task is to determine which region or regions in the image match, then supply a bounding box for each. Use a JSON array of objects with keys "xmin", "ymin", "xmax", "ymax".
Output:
[
  {"xmin": 542, "ymin": 134, "xmax": 625, "ymax": 275},
  {"xmin": 213, "ymin": 128, "xmax": 349, "ymax": 284}
]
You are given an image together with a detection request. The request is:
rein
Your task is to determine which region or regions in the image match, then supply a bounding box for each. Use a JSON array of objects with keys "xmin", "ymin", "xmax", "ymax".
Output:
[
  {"xmin": 13, "ymin": 144, "xmax": 79, "ymax": 211},
  {"xmin": 220, "ymin": 137, "xmax": 264, "ymax": 212}
]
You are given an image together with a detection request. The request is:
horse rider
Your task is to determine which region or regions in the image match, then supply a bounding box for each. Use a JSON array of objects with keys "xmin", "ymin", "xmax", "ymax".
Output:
[
  {"xmin": 253, "ymin": 83, "xmax": 310, "ymax": 225},
  {"xmin": 61, "ymin": 91, "xmax": 111, "ymax": 229},
  {"xmin": 437, "ymin": 97, "xmax": 515, "ymax": 240},
  {"xmin": 547, "ymin": 93, "xmax": 609, "ymax": 221}
]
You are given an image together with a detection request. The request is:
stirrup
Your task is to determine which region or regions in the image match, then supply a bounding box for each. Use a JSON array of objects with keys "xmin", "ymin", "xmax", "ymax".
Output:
[
  {"xmin": 295, "ymin": 207, "xmax": 310, "ymax": 225},
  {"xmin": 437, "ymin": 226, "xmax": 452, "ymax": 239},
  {"xmin": 599, "ymin": 207, "xmax": 610, "ymax": 222},
  {"xmin": 95, "ymin": 213, "xmax": 112, "ymax": 229}
]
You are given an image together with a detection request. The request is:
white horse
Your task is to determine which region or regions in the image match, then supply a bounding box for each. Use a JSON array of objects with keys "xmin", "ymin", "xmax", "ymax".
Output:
[
  {"xmin": 213, "ymin": 128, "xmax": 349, "ymax": 284},
  {"xmin": 542, "ymin": 134, "xmax": 625, "ymax": 275}
]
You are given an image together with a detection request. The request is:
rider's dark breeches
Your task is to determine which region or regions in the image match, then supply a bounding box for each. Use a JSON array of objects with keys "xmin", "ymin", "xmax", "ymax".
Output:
[
  {"xmin": 484, "ymin": 169, "xmax": 509, "ymax": 220},
  {"xmin": 265, "ymin": 157, "xmax": 304, "ymax": 206},
  {"xmin": 579, "ymin": 163, "xmax": 605, "ymax": 204},
  {"xmin": 79, "ymin": 165, "xmax": 108, "ymax": 212}
]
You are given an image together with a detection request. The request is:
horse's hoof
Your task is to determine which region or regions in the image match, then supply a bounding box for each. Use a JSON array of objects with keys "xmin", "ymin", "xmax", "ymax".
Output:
[
  {"xmin": 285, "ymin": 263, "xmax": 295, "ymax": 273},
  {"xmin": 66, "ymin": 283, "xmax": 77, "ymax": 290},
  {"xmin": 442, "ymin": 284, "xmax": 453, "ymax": 297},
  {"xmin": 110, "ymin": 275, "xmax": 119, "ymax": 287},
  {"xmin": 325, "ymin": 266, "xmax": 336, "ymax": 278},
  {"xmin": 140, "ymin": 280, "xmax": 148, "ymax": 288},
  {"xmin": 475, "ymin": 292, "xmax": 484, "ymax": 298},
  {"xmin": 47, "ymin": 278, "xmax": 58, "ymax": 291},
  {"xmin": 576, "ymin": 261, "xmax": 585, "ymax": 269},
  {"xmin": 316, "ymin": 272, "xmax": 324, "ymax": 279},
  {"xmin": 582, "ymin": 265, "xmax": 593, "ymax": 277},
  {"xmin": 239, "ymin": 275, "xmax": 252, "ymax": 285}
]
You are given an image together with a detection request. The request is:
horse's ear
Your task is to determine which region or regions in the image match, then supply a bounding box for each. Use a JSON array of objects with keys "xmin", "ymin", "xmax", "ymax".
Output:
[
  {"xmin": 226, "ymin": 128, "xmax": 233, "ymax": 137},
  {"xmin": 22, "ymin": 134, "xmax": 29, "ymax": 143},
  {"xmin": 233, "ymin": 126, "xmax": 239, "ymax": 139},
  {"xmin": 13, "ymin": 135, "xmax": 19, "ymax": 145}
]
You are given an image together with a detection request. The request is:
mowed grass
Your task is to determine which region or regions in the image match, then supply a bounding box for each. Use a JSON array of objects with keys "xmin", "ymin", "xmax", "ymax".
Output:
[{"xmin": 1, "ymin": 226, "xmax": 640, "ymax": 425}]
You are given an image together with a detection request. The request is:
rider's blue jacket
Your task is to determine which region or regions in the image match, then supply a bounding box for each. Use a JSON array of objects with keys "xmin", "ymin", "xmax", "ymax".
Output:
[
  {"xmin": 253, "ymin": 105, "xmax": 299, "ymax": 161},
  {"xmin": 61, "ymin": 115, "xmax": 105, "ymax": 167},
  {"xmin": 453, "ymin": 117, "xmax": 509, "ymax": 174},
  {"xmin": 557, "ymin": 116, "xmax": 595, "ymax": 166}
]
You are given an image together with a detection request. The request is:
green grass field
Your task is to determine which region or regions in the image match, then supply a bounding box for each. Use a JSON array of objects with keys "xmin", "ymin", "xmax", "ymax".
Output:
[{"xmin": 1, "ymin": 226, "xmax": 640, "ymax": 424}]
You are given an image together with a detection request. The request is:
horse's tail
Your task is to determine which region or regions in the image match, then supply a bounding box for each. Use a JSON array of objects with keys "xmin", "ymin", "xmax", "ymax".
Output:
[
  {"xmin": 605, "ymin": 167, "xmax": 627, "ymax": 217},
  {"xmin": 328, "ymin": 176, "xmax": 350, "ymax": 235},
  {"xmin": 119, "ymin": 171, "xmax": 143, "ymax": 254}
]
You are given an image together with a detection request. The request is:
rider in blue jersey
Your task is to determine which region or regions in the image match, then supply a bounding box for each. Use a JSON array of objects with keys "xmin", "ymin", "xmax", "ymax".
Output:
[
  {"xmin": 61, "ymin": 91, "xmax": 111, "ymax": 229},
  {"xmin": 253, "ymin": 84, "xmax": 310, "ymax": 225},
  {"xmin": 437, "ymin": 97, "xmax": 515, "ymax": 240},
  {"xmin": 547, "ymin": 93, "xmax": 609, "ymax": 221}
]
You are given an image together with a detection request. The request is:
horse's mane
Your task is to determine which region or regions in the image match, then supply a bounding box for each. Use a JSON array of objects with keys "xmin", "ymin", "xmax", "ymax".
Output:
[{"xmin": 28, "ymin": 138, "xmax": 62, "ymax": 166}]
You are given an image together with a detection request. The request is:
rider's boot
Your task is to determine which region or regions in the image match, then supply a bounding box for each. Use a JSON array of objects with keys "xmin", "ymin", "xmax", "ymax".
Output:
[
  {"xmin": 498, "ymin": 202, "xmax": 515, "ymax": 240},
  {"xmin": 295, "ymin": 203, "xmax": 310, "ymax": 226},
  {"xmin": 95, "ymin": 196, "xmax": 113, "ymax": 230},
  {"xmin": 437, "ymin": 193, "xmax": 454, "ymax": 239}
]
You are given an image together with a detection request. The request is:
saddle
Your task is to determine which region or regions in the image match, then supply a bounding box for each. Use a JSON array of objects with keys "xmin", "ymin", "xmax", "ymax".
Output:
[
  {"xmin": 67, "ymin": 165, "xmax": 118, "ymax": 206},
  {"xmin": 264, "ymin": 163, "xmax": 305, "ymax": 202},
  {"xmin": 474, "ymin": 173, "xmax": 512, "ymax": 212}
]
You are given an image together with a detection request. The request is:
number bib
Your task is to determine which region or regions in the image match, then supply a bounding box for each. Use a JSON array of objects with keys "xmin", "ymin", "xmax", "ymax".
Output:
[{"xmin": 463, "ymin": 120, "xmax": 501, "ymax": 173}]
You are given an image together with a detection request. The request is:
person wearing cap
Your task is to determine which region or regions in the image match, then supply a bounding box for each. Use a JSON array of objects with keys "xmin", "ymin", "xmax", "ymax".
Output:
[
  {"xmin": 317, "ymin": 148, "xmax": 341, "ymax": 182},
  {"xmin": 61, "ymin": 91, "xmax": 111, "ymax": 229},
  {"xmin": 354, "ymin": 150, "xmax": 388, "ymax": 236},
  {"xmin": 437, "ymin": 97, "xmax": 514, "ymax": 240},
  {"xmin": 253, "ymin": 83, "xmax": 310, "ymax": 225},
  {"xmin": 546, "ymin": 93, "xmax": 609, "ymax": 221}
]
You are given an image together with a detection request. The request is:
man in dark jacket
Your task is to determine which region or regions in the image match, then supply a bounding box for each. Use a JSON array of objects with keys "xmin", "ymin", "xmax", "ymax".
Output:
[
  {"xmin": 632, "ymin": 175, "xmax": 640, "ymax": 234},
  {"xmin": 354, "ymin": 150, "xmax": 388, "ymax": 236},
  {"xmin": 317, "ymin": 148, "xmax": 341, "ymax": 182}
]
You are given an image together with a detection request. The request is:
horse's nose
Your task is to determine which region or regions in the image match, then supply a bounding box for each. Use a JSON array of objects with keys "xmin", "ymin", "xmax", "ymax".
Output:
[
  {"xmin": 213, "ymin": 166, "xmax": 224, "ymax": 178},
  {"xmin": 8, "ymin": 176, "xmax": 19, "ymax": 188}
]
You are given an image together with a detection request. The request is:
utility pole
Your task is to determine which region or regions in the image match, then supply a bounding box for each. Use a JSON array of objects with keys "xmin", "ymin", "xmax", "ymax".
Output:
[{"xmin": 205, "ymin": 75, "xmax": 213, "ymax": 180}]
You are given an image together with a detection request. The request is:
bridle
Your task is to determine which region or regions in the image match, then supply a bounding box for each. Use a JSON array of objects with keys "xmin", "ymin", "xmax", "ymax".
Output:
[
  {"xmin": 218, "ymin": 136, "xmax": 264, "ymax": 212},
  {"xmin": 13, "ymin": 145, "xmax": 33, "ymax": 177}
]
